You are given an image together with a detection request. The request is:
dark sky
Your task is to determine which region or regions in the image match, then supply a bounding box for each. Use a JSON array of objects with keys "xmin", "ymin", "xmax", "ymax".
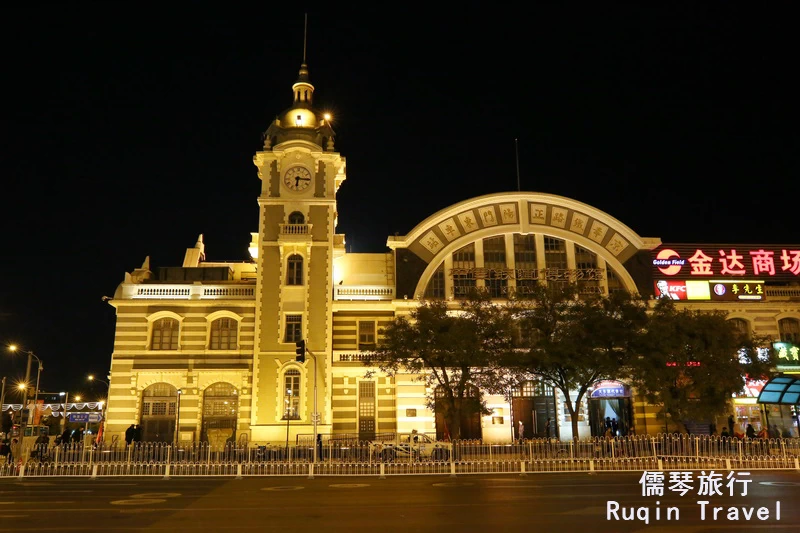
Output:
[{"xmin": 1, "ymin": 6, "xmax": 797, "ymax": 398}]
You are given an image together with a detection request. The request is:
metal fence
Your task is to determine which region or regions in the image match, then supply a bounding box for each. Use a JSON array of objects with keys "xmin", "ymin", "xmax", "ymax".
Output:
[{"xmin": 2, "ymin": 434, "xmax": 799, "ymax": 479}]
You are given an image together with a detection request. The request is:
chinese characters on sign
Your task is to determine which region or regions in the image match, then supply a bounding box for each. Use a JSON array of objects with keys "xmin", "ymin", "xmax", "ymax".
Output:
[
  {"xmin": 773, "ymin": 342, "xmax": 800, "ymax": 364},
  {"xmin": 653, "ymin": 280, "xmax": 766, "ymax": 302},
  {"xmin": 652, "ymin": 245, "xmax": 800, "ymax": 281}
]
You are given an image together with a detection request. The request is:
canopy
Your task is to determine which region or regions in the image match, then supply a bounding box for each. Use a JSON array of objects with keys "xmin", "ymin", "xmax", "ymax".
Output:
[{"xmin": 757, "ymin": 375, "xmax": 800, "ymax": 405}]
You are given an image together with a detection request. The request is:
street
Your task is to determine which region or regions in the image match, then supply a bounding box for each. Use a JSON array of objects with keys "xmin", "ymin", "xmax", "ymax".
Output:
[{"xmin": 1, "ymin": 471, "xmax": 799, "ymax": 532}]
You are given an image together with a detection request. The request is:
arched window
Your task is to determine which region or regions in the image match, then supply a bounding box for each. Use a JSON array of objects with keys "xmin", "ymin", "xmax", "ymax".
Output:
[
  {"xmin": 779, "ymin": 318, "xmax": 800, "ymax": 344},
  {"xmin": 140, "ymin": 383, "xmax": 177, "ymax": 442},
  {"xmin": 288, "ymin": 211, "xmax": 305, "ymax": 224},
  {"xmin": 151, "ymin": 318, "xmax": 179, "ymax": 350},
  {"xmin": 283, "ymin": 369, "xmax": 301, "ymax": 419},
  {"xmin": 209, "ymin": 318, "xmax": 238, "ymax": 350},
  {"xmin": 201, "ymin": 382, "xmax": 238, "ymax": 444},
  {"xmin": 728, "ymin": 318, "xmax": 750, "ymax": 339},
  {"xmin": 287, "ymin": 254, "xmax": 304, "ymax": 285}
]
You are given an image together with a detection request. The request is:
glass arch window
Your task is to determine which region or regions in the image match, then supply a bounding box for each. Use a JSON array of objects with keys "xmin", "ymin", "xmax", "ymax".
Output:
[
  {"xmin": 424, "ymin": 264, "xmax": 445, "ymax": 299},
  {"xmin": 287, "ymin": 254, "xmax": 303, "ymax": 285},
  {"xmin": 575, "ymin": 245, "xmax": 601, "ymax": 297},
  {"xmin": 151, "ymin": 318, "xmax": 179, "ymax": 350},
  {"xmin": 452, "ymin": 243, "xmax": 476, "ymax": 298},
  {"xmin": 210, "ymin": 318, "xmax": 238, "ymax": 350},
  {"xmin": 288, "ymin": 211, "xmax": 305, "ymax": 224}
]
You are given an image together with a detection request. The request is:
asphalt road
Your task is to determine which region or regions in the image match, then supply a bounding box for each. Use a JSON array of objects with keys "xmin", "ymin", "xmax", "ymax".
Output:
[{"xmin": 1, "ymin": 471, "xmax": 799, "ymax": 533}]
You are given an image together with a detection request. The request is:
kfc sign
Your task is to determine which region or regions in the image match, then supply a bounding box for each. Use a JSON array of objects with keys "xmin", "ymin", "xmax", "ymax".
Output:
[{"xmin": 653, "ymin": 279, "xmax": 766, "ymax": 301}]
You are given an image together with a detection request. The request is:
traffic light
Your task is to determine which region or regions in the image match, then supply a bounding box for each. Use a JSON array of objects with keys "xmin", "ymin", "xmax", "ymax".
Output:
[{"xmin": 295, "ymin": 339, "xmax": 306, "ymax": 362}]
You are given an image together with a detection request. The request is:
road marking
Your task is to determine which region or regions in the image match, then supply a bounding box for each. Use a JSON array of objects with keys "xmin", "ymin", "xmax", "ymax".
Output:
[
  {"xmin": 260, "ymin": 486, "xmax": 304, "ymax": 491},
  {"xmin": 432, "ymin": 482, "xmax": 474, "ymax": 487},
  {"xmin": 119, "ymin": 509, "xmax": 158, "ymax": 514},
  {"xmin": 131, "ymin": 492, "xmax": 181, "ymax": 499},
  {"xmin": 110, "ymin": 499, "xmax": 166, "ymax": 506},
  {"xmin": 328, "ymin": 483, "xmax": 369, "ymax": 488},
  {"xmin": 0, "ymin": 515, "xmax": 29, "ymax": 518}
]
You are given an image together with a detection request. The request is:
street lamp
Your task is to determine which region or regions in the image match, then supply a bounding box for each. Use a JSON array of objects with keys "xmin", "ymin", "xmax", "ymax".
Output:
[
  {"xmin": 58, "ymin": 391, "xmax": 69, "ymax": 435},
  {"xmin": 174, "ymin": 388, "xmax": 182, "ymax": 444},
  {"xmin": 88, "ymin": 375, "xmax": 109, "ymax": 443},
  {"xmin": 7, "ymin": 345, "xmax": 43, "ymax": 436}
]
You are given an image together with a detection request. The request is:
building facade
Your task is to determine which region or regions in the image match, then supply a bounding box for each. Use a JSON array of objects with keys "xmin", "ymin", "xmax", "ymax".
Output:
[{"xmin": 103, "ymin": 61, "xmax": 800, "ymax": 445}]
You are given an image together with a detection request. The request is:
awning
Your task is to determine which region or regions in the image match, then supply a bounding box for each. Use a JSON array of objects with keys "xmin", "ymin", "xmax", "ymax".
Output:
[{"xmin": 757, "ymin": 375, "xmax": 800, "ymax": 405}]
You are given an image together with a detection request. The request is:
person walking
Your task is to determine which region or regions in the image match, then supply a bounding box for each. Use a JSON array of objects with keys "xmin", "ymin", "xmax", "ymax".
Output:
[
  {"xmin": 133, "ymin": 424, "xmax": 143, "ymax": 443},
  {"xmin": 544, "ymin": 418, "xmax": 552, "ymax": 438},
  {"xmin": 746, "ymin": 423, "xmax": 757, "ymax": 439},
  {"xmin": 125, "ymin": 424, "xmax": 135, "ymax": 446}
]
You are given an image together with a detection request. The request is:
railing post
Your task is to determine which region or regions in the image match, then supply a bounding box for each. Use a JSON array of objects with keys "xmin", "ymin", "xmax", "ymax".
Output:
[
  {"xmin": 18, "ymin": 462, "xmax": 25, "ymax": 479},
  {"xmin": 589, "ymin": 459, "xmax": 595, "ymax": 472},
  {"xmin": 657, "ymin": 457, "xmax": 663, "ymax": 471},
  {"xmin": 379, "ymin": 462, "xmax": 385, "ymax": 479},
  {"xmin": 520, "ymin": 460, "xmax": 526, "ymax": 477},
  {"xmin": 235, "ymin": 463, "xmax": 242, "ymax": 480},
  {"xmin": 54, "ymin": 446, "xmax": 59, "ymax": 468},
  {"xmin": 91, "ymin": 464, "xmax": 98, "ymax": 480},
  {"xmin": 725, "ymin": 458, "xmax": 732, "ymax": 471},
  {"xmin": 163, "ymin": 446, "xmax": 171, "ymax": 480},
  {"xmin": 308, "ymin": 461, "xmax": 315, "ymax": 480},
  {"xmin": 781, "ymin": 439, "xmax": 786, "ymax": 458},
  {"xmin": 570, "ymin": 439, "xmax": 574, "ymax": 459},
  {"xmin": 449, "ymin": 457, "xmax": 456, "ymax": 478}
]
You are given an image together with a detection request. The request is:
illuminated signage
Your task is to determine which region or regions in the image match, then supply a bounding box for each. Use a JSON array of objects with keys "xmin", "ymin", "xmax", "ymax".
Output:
[
  {"xmin": 590, "ymin": 380, "xmax": 628, "ymax": 398},
  {"xmin": 653, "ymin": 280, "xmax": 765, "ymax": 301},
  {"xmin": 774, "ymin": 342, "xmax": 800, "ymax": 365},
  {"xmin": 652, "ymin": 244, "xmax": 800, "ymax": 282}
]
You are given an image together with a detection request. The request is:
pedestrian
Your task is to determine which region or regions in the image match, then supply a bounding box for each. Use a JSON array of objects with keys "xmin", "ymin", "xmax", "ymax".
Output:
[
  {"xmin": 611, "ymin": 418, "xmax": 618, "ymax": 436},
  {"xmin": 0, "ymin": 437, "xmax": 10, "ymax": 464},
  {"xmin": 34, "ymin": 432, "xmax": 49, "ymax": 461},
  {"xmin": 133, "ymin": 424, "xmax": 143, "ymax": 443},
  {"xmin": 125, "ymin": 424, "xmax": 135, "ymax": 446},
  {"xmin": 720, "ymin": 427, "xmax": 730, "ymax": 438},
  {"xmin": 745, "ymin": 424, "xmax": 756, "ymax": 439},
  {"xmin": 544, "ymin": 418, "xmax": 551, "ymax": 438},
  {"xmin": 727, "ymin": 414, "xmax": 735, "ymax": 435},
  {"xmin": 61, "ymin": 428, "xmax": 71, "ymax": 447},
  {"xmin": 757, "ymin": 426, "xmax": 768, "ymax": 439}
]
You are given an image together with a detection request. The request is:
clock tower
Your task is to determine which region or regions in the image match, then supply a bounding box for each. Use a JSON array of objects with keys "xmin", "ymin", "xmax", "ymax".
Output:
[{"xmin": 250, "ymin": 60, "xmax": 346, "ymax": 441}]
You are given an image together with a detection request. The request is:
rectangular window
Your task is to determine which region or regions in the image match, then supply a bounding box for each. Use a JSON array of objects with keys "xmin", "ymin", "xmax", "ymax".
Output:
[
  {"xmin": 544, "ymin": 236, "xmax": 568, "ymax": 290},
  {"xmin": 358, "ymin": 321, "xmax": 376, "ymax": 351},
  {"xmin": 483, "ymin": 236, "xmax": 507, "ymax": 298},
  {"xmin": 424, "ymin": 265, "xmax": 445, "ymax": 299},
  {"xmin": 514, "ymin": 234, "xmax": 539, "ymax": 296},
  {"xmin": 575, "ymin": 245, "xmax": 601, "ymax": 298},
  {"xmin": 284, "ymin": 369, "xmax": 300, "ymax": 419},
  {"xmin": 284, "ymin": 315, "xmax": 302, "ymax": 343},
  {"xmin": 151, "ymin": 318, "xmax": 179, "ymax": 350},
  {"xmin": 452, "ymin": 243, "xmax": 476, "ymax": 297}
]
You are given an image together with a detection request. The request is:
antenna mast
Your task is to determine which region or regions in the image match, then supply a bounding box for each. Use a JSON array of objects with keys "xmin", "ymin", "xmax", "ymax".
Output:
[
  {"xmin": 303, "ymin": 13, "xmax": 308, "ymax": 63},
  {"xmin": 515, "ymin": 138, "xmax": 521, "ymax": 191}
]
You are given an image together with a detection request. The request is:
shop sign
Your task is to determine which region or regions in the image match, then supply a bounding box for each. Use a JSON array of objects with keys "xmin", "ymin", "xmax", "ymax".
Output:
[
  {"xmin": 654, "ymin": 279, "xmax": 765, "ymax": 302},
  {"xmin": 590, "ymin": 380, "xmax": 627, "ymax": 398},
  {"xmin": 652, "ymin": 244, "xmax": 800, "ymax": 282},
  {"xmin": 774, "ymin": 342, "xmax": 800, "ymax": 364}
]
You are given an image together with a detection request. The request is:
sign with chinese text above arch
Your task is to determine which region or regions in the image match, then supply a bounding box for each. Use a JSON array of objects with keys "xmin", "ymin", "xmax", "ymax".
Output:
[
  {"xmin": 652, "ymin": 244, "xmax": 800, "ymax": 282},
  {"xmin": 590, "ymin": 380, "xmax": 630, "ymax": 398}
]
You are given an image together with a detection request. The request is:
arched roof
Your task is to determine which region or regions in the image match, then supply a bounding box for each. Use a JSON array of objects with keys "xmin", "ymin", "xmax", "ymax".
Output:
[
  {"xmin": 386, "ymin": 192, "xmax": 659, "ymax": 297},
  {"xmin": 757, "ymin": 375, "xmax": 800, "ymax": 405}
]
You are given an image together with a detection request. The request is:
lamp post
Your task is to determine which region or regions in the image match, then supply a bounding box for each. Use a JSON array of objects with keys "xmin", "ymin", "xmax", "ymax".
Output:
[
  {"xmin": 88, "ymin": 375, "xmax": 109, "ymax": 442},
  {"xmin": 174, "ymin": 388, "xmax": 182, "ymax": 444},
  {"xmin": 7, "ymin": 345, "xmax": 43, "ymax": 436},
  {"xmin": 59, "ymin": 391, "xmax": 69, "ymax": 435},
  {"xmin": 284, "ymin": 388, "xmax": 293, "ymax": 458}
]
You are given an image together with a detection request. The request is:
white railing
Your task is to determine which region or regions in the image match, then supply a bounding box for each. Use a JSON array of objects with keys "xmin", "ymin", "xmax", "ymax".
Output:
[
  {"xmin": 334, "ymin": 285, "xmax": 395, "ymax": 301},
  {"xmin": 4, "ymin": 435, "xmax": 800, "ymax": 479},
  {"xmin": 123, "ymin": 284, "xmax": 255, "ymax": 300},
  {"xmin": 279, "ymin": 223, "xmax": 312, "ymax": 235}
]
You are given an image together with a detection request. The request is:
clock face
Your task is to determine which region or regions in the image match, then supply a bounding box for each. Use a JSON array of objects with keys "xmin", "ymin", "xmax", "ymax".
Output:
[{"xmin": 283, "ymin": 166, "xmax": 312, "ymax": 191}]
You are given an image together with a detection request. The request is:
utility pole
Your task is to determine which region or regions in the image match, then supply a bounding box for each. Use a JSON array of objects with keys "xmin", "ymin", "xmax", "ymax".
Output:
[{"xmin": 295, "ymin": 340, "xmax": 318, "ymax": 463}]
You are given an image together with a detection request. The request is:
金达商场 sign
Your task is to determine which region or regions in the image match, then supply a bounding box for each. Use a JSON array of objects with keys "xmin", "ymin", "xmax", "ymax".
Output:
[{"xmin": 652, "ymin": 244, "xmax": 800, "ymax": 281}]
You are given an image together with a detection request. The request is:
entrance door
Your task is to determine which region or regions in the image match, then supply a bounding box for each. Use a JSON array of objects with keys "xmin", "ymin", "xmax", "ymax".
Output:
[
  {"xmin": 358, "ymin": 381, "xmax": 376, "ymax": 441},
  {"xmin": 435, "ymin": 385, "xmax": 482, "ymax": 440},
  {"xmin": 201, "ymin": 382, "xmax": 238, "ymax": 446},
  {"xmin": 589, "ymin": 398, "xmax": 633, "ymax": 436},
  {"xmin": 140, "ymin": 383, "xmax": 177, "ymax": 442},
  {"xmin": 513, "ymin": 380, "xmax": 557, "ymax": 439}
]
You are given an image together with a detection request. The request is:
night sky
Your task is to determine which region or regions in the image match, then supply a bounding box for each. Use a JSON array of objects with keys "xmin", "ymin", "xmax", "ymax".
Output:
[{"xmin": 1, "ymin": 6, "xmax": 797, "ymax": 399}]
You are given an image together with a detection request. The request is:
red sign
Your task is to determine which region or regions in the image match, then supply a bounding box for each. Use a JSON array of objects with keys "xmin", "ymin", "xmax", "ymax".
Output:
[{"xmin": 652, "ymin": 244, "xmax": 800, "ymax": 281}]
